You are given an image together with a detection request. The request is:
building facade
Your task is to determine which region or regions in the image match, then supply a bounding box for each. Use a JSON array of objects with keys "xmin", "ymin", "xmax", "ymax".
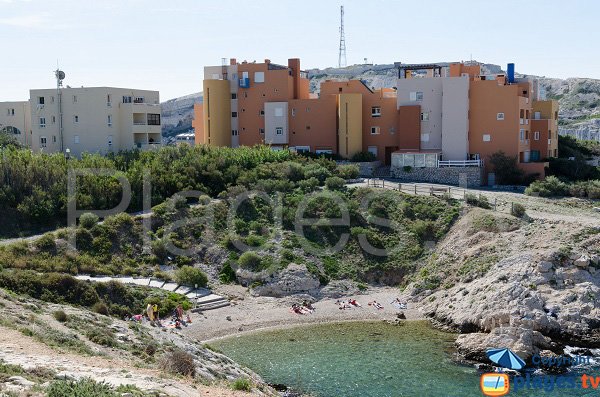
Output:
[
  {"xmin": 29, "ymin": 87, "xmax": 161, "ymax": 156},
  {"xmin": 0, "ymin": 101, "xmax": 31, "ymax": 146},
  {"xmin": 193, "ymin": 57, "xmax": 558, "ymax": 183}
]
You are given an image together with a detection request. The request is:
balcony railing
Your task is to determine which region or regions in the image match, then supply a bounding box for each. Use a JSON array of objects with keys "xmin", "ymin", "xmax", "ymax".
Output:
[
  {"xmin": 437, "ymin": 159, "xmax": 484, "ymax": 167},
  {"xmin": 133, "ymin": 122, "xmax": 146, "ymax": 125},
  {"xmin": 239, "ymin": 78, "xmax": 250, "ymax": 88}
]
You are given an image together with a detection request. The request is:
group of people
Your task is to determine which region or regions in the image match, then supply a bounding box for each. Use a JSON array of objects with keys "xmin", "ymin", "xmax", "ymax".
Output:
[
  {"xmin": 291, "ymin": 301, "xmax": 315, "ymax": 315},
  {"xmin": 126, "ymin": 303, "xmax": 191, "ymax": 329},
  {"xmin": 336, "ymin": 299, "xmax": 362, "ymax": 310}
]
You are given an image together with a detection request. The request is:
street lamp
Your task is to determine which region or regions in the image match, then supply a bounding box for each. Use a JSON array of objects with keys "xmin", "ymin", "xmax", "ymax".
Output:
[{"xmin": 65, "ymin": 148, "xmax": 70, "ymax": 160}]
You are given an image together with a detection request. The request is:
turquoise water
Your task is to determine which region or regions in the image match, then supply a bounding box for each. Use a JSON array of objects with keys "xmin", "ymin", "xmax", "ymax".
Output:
[{"xmin": 211, "ymin": 321, "xmax": 598, "ymax": 397}]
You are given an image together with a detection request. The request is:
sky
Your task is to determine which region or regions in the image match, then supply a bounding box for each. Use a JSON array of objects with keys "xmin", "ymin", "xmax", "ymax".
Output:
[{"xmin": 1, "ymin": 0, "xmax": 599, "ymax": 102}]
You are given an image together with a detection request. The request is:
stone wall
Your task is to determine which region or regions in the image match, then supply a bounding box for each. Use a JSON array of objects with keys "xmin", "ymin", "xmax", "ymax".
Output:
[{"xmin": 390, "ymin": 166, "xmax": 483, "ymax": 187}]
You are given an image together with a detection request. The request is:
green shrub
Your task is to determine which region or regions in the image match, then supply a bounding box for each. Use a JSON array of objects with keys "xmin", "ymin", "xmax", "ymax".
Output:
[
  {"xmin": 325, "ymin": 176, "xmax": 346, "ymax": 191},
  {"xmin": 79, "ymin": 212, "xmax": 100, "ymax": 229},
  {"xmin": 298, "ymin": 177, "xmax": 320, "ymax": 192},
  {"xmin": 46, "ymin": 378, "xmax": 118, "ymax": 397},
  {"xmin": 465, "ymin": 193, "xmax": 491, "ymax": 209},
  {"xmin": 218, "ymin": 261, "xmax": 237, "ymax": 284},
  {"xmin": 403, "ymin": 165, "xmax": 412, "ymax": 172},
  {"xmin": 511, "ymin": 203, "xmax": 527, "ymax": 218},
  {"xmin": 232, "ymin": 378, "xmax": 252, "ymax": 392},
  {"xmin": 489, "ymin": 151, "xmax": 525, "ymax": 185},
  {"xmin": 238, "ymin": 251, "xmax": 265, "ymax": 271},
  {"xmin": 34, "ymin": 233, "xmax": 56, "ymax": 253},
  {"xmin": 53, "ymin": 310, "xmax": 68, "ymax": 323},
  {"xmin": 92, "ymin": 301, "xmax": 109, "ymax": 316},
  {"xmin": 86, "ymin": 328, "xmax": 117, "ymax": 347},
  {"xmin": 151, "ymin": 239, "xmax": 168, "ymax": 261},
  {"xmin": 174, "ymin": 266, "xmax": 208, "ymax": 288},
  {"xmin": 525, "ymin": 176, "xmax": 569, "ymax": 197},
  {"xmin": 336, "ymin": 164, "xmax": 359, "ymax": 180}
]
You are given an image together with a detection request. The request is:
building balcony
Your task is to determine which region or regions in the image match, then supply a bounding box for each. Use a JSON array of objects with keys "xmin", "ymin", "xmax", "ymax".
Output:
[
  {"xmin": 135, "ymin": 142, "xmax": 162, "ymax": 150},
  {"xmin": 132, "ymin": 123, "xmax": 161, "ymax": 134},
  {"xmin": 239, "ymin": 78, "xmax": 250, "ymax": 88}
]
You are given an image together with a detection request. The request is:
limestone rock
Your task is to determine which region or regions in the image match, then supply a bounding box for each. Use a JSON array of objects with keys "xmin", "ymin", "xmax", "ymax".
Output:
[
  {"xmin": 537, "ymin": 261, "xmax": 553, "ymax": 273},
  {"xmin": 251, "ymin": 263, "xmax": 321, "ymax": 298},
  {"xmin": 574, "ymin": 255, "xmax": 590, "ymax": 268}
]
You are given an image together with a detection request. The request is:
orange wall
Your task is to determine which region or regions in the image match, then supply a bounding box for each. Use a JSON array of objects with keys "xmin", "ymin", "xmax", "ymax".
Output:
[
  {"xmin": 320, "ymin": 80, "xmax": 372, "ymax": 96},
  {"xmin": 449, "ymin": 63, "xmax": 481, "ymax": 78},
  {"xmin": 192, "ymin": 103, "xmax": 204, "ymax": 144},
  {"xmin": 362, "ymin": 95, "xmax": 400, "ymax": 162},
  {"xmin": 397, "ymin": 105, "xmax": 421, "ymax": 151},
  {"xmin": 289, "ymin": 96, "xmax": 337, "ymax": 151},
  {"xmin": 530, "ymin": 119, "xmax": 552, "ymax": 158}
]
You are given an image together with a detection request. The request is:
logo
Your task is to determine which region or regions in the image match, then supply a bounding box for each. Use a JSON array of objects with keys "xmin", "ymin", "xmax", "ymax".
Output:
[{"xmin": 480, "ymin": 373, "xmax": 510, "ymax": 396}]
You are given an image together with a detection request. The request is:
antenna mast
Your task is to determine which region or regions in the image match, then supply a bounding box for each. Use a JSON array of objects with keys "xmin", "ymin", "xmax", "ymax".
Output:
[
  {"xmin": 338, "ymin": 5, "xmax": 347, "ymax": 68},
  {"xmin": 55, "ymin": 67, "xmax": 65, "ymax": 153}
]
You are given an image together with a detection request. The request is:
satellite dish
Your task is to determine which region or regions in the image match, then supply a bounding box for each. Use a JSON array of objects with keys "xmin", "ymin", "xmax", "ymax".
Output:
[{"xmin": 55, "ymin": 70, "xmax": 65, "ymax": 80}]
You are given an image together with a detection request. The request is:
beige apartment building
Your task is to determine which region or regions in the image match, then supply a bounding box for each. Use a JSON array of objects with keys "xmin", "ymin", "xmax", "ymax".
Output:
[
  {"xmin": 28, "ymin": 87, "xmax": 161, "ymax": 156},
  {"xmin": 0, "ymin": 101, "xmax": 31, "ymax": 146}
]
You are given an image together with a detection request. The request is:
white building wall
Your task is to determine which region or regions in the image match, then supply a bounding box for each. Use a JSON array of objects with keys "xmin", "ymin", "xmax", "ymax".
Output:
[
  {"xmin": 441, "ymin": 77, "xmax": 469, "ymax": 161},
  {"xmin": 0, "ymin": 101, "xmax": 31, "ymax": 146},
  {"xmin": 29, "ymin": 87, "xmax": 161, "ymax": 156}
]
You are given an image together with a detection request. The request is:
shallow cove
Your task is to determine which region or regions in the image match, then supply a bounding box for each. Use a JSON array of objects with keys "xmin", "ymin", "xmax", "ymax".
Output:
[{"xmin": 210, "ymin": 320, "xmax": 597, "ymax": 397}]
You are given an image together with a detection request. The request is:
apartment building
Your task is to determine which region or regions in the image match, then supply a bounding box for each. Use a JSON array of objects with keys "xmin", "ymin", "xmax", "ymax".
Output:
[
  {"xmin": 28, "ymin": 87, "xmax": 161, "ymax": 157},
  {"xmin": 0, "ymin": 101, "xmax": 31, "ymax": 146},
  {"xmin": 194, "ymin": 57, "xmax": 558, "ymax": 184}
]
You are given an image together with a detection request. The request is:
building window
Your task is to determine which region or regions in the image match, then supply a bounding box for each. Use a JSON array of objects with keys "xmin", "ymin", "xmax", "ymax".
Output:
[
  {"xmin": 534, "ymin": 131, "xmax": 540, "ymax": 140},
  {"xmin": 123, "ymin": 96, "xmax": 132, "ymax": 103},
  {"xmin": 554, "ymin": 111, "xmax": 558, "ymax": 120},
  {"xmin": 52, "ymin": 136, "xmax": 56, "ymax": 143},
  {"xmin": 338, "ymin": 87, "xmax": 343, "ymax": 93},
  {"xmin": 306, "ymin": 125, "xmax": 311, "ymax": 130},
  {"xmin": 51, "ymin": 116, "xmax": 56, "ymax": 124},
  {"xmin": 306, "ymin": 107, "xmax": 310, "ymax": 112},
  {"xmin": 232, "ymin": 112, "xmax": 238, "ymax": 118},
  {"xmin": 370, "ymin": 126, "xmax": 380, "ymax": 135},
  {"xmin": 276, "ymin": 127, "xmax": 283, "ymax": 135},
  {"xmin": 73, "ymin": 95, "xmax": 77, "ymax": 103},
  {"xmin": 231, "ymin": 93, "xmax": 237, "ymax": 99},
  {"xmin": 147, "ymin": 114, "xmax": 161, "ymax": 125},
  {"xmin": 548, "ymin": 130, "xmax": 552, "ymax": 139},
  {"xmin": 420, "ymin": 112, "xmax": 429, "ymax": 121},
  {"xmin": 39, "ymin": 117, "xmax": 46, "ymax": 128},
  {"xmin": 40, "ymin": 136, "xmax": 47, "ymax": 148},
  {"xmin": 315, "ymin": 149, "xmax": 333, "ymax": 155},
  {"xmin": 6, "ymin": 108, "xmax": 14, "ymax": 116},
  {"xmin": 134, "ymin": 97, "xmax": 144, "ymax": 104},
  {"xmin": 74, "ymin": 135, "xmax": 80, "ymax": 144},
  {"xmin": 38, "ymin": 97, "xmax": 44, "ymax": 105},
  {"xmin": 108, "ymin": 115, "xmax": 113, "ymax": 127},
  {"xmin": 520, "ymin": 129, "xmax": 525, "ymax": 141},
  {"xmin": 371, "ymin": 107, "xmax": 381, "ymax": 117},
  {"xmin": 497, "ymin": 112, "xmax": 505, "ymax": 120},
  {"xmin": 107, "ymin": 94, "xmax": 112, "ymax": 106},
  {"xmin": 295, "ymin": 146, "xmax": 310, "ymax": 153},
  {"xmin": 483, "ymin": 134, "xmax": 491, "ymax": 142},
  {"xmin": 367, "ymin": 146, "xmax": 378, "ymax": 157},
  {"xmin": 259, "ymin": 110, "xmax": 264, "ymax": 116},
  {"xmin": 74, "ymin": 115, "xmax": 79, "ymax": 123},
  {"xmin": 410, "ymin": 91, "xmax": 423, "ymax": 101},
  {"xmin": 259, "ymin": 128, "xmax": 265, "ymax": 134},
  {"xmin": 231, "ymin": 130, "xmax": 238, "ymax": 136},
  {"xmin": 254, "ymin": 72, "xmax": 265, "ymax": 83},
  {"xmin": 421, "ymin": 133, "xmax": 430, "ymax": 142}
]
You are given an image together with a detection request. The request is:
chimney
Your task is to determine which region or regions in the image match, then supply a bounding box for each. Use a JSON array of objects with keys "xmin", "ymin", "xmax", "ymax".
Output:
[
  {"xmin": 288, "ymin": 58, "xmax": 301, "ymax": 99},
  {"xmin": 230, "ymin": 58, "xmax": 236, "ymax": 65},
  {"xmin": 264, "ymin": 59, "xmax": 271, "ymax": 64}
]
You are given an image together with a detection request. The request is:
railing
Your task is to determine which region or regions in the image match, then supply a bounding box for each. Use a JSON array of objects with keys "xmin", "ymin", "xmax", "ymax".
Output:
[
  {"xmin": 437, "ymin": 159, "xmax": 483, "ymax": 167},
  {"xmin": 133, "ymin": 122, "xmax": 146, "ymax": 126},
  {"xmin": 239, "ymin": 78, "xmax": 250, "ymax": 88}
]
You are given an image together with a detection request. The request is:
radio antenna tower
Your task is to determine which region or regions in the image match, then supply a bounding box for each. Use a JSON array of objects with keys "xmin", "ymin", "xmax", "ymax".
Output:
[{"xmin": 338, "ymin": 5, "xmax": 347, "ymax": 68}]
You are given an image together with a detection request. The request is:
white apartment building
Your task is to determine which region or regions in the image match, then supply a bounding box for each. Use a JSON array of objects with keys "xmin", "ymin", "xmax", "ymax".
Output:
[
  {"xmin": 0, "ymin": 101, "xmax": 31, "ymax": 147},
  {"xmin": 29, "ymin": 87, "xmax": 161, "ymax": 157}
]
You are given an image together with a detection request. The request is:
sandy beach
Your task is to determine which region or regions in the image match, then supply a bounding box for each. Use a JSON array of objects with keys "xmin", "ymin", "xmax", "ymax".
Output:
[{"xmin": 182, "ymin": 285, "xmax": 425, "ymax": 343}]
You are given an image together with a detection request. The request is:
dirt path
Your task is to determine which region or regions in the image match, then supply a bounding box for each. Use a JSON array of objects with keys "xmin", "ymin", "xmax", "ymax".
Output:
[{"xmin": 0, "ymin": 326, "xmax": 251, "ymax": 397}]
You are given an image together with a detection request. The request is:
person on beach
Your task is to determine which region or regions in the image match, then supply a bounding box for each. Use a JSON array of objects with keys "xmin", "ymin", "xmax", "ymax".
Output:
[
  {"xmin": 146, "ymin": 303, "xmax": 154, "ymax": 324},
  {"xmin": 152, "ymin": 304, "xmax": 160, "ymax": 325},
  {"xmin": 176, "ymin": 304, "xmax": 184, "ymax": 321}
]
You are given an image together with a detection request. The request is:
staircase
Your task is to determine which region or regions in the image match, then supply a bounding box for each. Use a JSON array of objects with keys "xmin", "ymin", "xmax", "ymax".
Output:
[{"xmin": 192, "ymin": 294, "xmax": 231, "ymax": 312}]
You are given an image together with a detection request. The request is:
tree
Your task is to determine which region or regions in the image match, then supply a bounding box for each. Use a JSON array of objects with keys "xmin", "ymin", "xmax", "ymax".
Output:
[
  {"xmin": 174, "ymin": 265, "xmax": 208, "ymax": 287},
  {"xmin": 489, "ymin": 151, "xmax": 525, "ymax": 185}
]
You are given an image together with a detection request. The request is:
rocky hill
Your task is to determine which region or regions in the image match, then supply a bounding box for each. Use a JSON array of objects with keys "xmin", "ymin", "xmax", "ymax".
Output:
[{"xmin": 162, "ymin": 62, "xmax": 600, "ymax": 140}]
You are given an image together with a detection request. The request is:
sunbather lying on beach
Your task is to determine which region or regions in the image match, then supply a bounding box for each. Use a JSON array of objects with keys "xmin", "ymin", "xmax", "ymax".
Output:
[
  {"xmin": 349, "ymin": 299, "xmax": 361, "ymax": 307},
  {"xmin": 368, "ymin": 301, "xmax": 384, "ymax": 310}
]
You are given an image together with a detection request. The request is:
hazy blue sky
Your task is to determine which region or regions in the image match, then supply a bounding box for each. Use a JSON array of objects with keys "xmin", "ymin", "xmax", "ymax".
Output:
[{"xmin": 1, "ymin": 0, "xmax": 598, "ymax": 101}]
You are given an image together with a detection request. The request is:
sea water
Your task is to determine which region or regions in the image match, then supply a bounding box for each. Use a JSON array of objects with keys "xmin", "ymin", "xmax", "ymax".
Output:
[{"xmin": 211, "ymin": 321, "xmax": 598, "ymax": 397}]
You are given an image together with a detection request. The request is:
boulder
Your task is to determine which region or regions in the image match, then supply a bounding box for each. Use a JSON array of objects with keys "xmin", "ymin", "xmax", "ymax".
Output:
[
  {"xmin": 537, "ymin": 261, "xmax": 553, "ymax": 273},
  {"xmin": 574, "ymin": 255, "xmax": 590, "ymax": 268},
  {"xmin": 251, "ymin": 263, "xmax": 321, "ymax": 297},
  {"xmin": 8, "ymin": 376, "xmax": 35, "ymax": 388}
]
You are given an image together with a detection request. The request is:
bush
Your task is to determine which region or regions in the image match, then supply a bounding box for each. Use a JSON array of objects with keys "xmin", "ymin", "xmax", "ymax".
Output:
[
  {"xmin": 525, "ymin": 176, "xmax": 569, "ymax": 197},
  {"xmin": 336, "ymin": 164, "xmax": 359, "ymax": 180},
  {"xmin": 325, "ymin": 176, "xmax": 346, "ymax": 191},
  {"xmin": 232, "ymin": 378, "xmax": 252, "ymax": 392},
  {"xmin": 34, "ymin": 233, "xmax": 56, "ymax": 253},
  {"xmin": 159, "ymin": 350, "xmax": 196, "ymax": 377},
  {"xmin": 53, "ymin": 310, "xmax": 68, "ymax": 323},
  {"xmin": 174, "ymin": 266, "xmax": 208, "ymax": 288},
  {"xmin": 351, "ymin": 151, "xmax": 376, "ymax": 162},
  {"xmin": 237, "ymin": 251, "xmax": 264, "ymax": 271},
  {"xmin": 86, "ymin": 328, "xmax": 117, "ymax": 347},
  {"xmin": 46, "ymin": 378, "xmax": 118, "ymax": 397},
  {"xmin": 511, "ymin": 203, "xmax": 526, "ymax": 218},
  {"xmin": 465, "ymin": 193, "xmax": 491, "ymax": 209},
  {"xmin": 489, "ymin": 151, "xmax": 525, "ymax": 185},
  {"xmin": 151, "ymin": 239, "xmax": 168, "ymax": 261},
  {"xmin": 79, "ymin": 212, "xmax": 100, "ymax": 229},
  {"xmin": 92, "ymin": 301, "xmax": 109, "ymax": 316},
  {"xmin": 218, "ymin": 261, "xmax": 237, "ymax": 284}
]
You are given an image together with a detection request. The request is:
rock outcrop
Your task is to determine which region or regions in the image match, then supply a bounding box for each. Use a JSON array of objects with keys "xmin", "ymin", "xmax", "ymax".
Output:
[{"xmin": 250, "ymin": 263, "xmax": 321, "ymax": 298}]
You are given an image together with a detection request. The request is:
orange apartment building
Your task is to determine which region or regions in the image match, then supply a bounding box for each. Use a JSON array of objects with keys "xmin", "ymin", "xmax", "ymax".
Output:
[{"xmin": 193, "ymin": 58, "xmax": 558, "ymax": 185}]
